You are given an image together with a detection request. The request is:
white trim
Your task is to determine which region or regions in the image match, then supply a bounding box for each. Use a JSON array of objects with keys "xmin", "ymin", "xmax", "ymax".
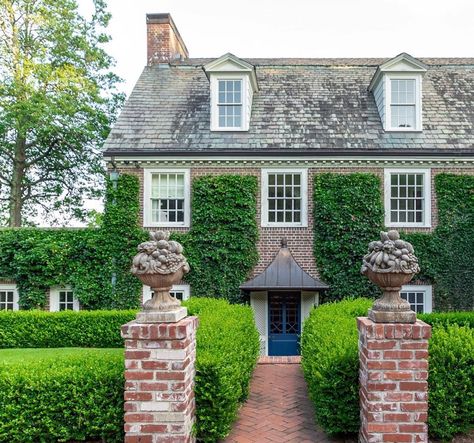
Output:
[
  {"xmin": 384, "ymin": 168, "xmax": 431, "ymax": 228},
  {"xmin": 401, "ymin": 284, "xmax": 433, "ymax": 314},
  {"xmin": 142, "ymin": 284, "xmax": 190, "ymax": 304},
  {"xmin": 143, "ymin": 168, "xmax": 191, "ymax": 228},
  {"xmin": 0, "ymin": 284, "xmax": 19, "ymax": 311},
  {"xmin": 49, "ymin": 286, "xmax": 79, "ymax": 312},
  {"xmin": 105, "ymin": 155, "xmax": 474, "ymax": 167},
  {"xmin": 211, "ymin": 74, "xmax": 249, "ymax": 131},
  {"xmin": 385, "ymin": 74, "xmax": 423, "ymax": 132},
  {"xmin": 261, "ymin": 168, "xmax": 308, "ymax": 227}
]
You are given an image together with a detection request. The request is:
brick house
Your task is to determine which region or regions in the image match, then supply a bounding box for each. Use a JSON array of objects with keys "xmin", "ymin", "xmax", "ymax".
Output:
[
  {"xmin": 5, "ymin": 13, "xmax": 472, "ymax": 356},
  {"xmin": 101, "ymin": 13, "xmax": 474, "ymax": 356}
]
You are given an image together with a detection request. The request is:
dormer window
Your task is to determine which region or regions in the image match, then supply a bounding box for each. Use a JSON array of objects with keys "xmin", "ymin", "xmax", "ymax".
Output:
[
  {"xmin": 390, "ymin": 79, "xmax": 416, "ymax": 128},
  {"xmin": 369, "ymin": 53, "xmax": 427, "ymax": 132},
  {"xmin": 204, "ymin": 53, "xmax": 258, "ymax": 132},
  {"xmin": 218, "ymin": 79, "xmax": 243, "ymax": 128}
]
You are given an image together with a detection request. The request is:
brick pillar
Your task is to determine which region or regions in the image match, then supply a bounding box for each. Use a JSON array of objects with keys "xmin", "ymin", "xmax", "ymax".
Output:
[
  {"xmin": 121, "ymin": 316, "xmax": 198, "ymax": 443},
  {"xmin": 357, "ymin": 318, "xmax": 431, "ymax": 443}
]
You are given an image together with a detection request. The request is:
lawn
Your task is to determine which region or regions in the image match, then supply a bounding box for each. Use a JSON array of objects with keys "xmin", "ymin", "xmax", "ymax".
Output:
[{"xmin": 0, "ymin": 347, "xmax": 123, "ymax": 365}]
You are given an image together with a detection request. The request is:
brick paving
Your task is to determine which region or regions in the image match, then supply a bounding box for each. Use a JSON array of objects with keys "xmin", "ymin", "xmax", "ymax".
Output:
[{"xmin": 223, "ymin": 363, "xmax": 355, "ymax": 443}]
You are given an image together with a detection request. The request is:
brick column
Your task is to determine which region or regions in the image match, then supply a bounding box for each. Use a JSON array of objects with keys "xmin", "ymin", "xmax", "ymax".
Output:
[
  {"xmin": 357, "ymin": 318, "xmax": 431, "ymax": 443},
  {"xmin": 121, "ymin": 316, "xmax": 198, "ymax": 443}
]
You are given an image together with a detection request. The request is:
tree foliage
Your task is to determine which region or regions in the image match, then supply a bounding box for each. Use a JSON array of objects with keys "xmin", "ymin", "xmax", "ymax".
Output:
[{"xmin": 0, "ymin": 0, "xmax": 124, "ymax": 226}]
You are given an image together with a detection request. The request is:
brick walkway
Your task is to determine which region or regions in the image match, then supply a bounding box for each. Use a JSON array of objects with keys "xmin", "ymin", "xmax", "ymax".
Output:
[{"xmin": 223, "ymin": 362, "xmax": 355, "ymax": 443}]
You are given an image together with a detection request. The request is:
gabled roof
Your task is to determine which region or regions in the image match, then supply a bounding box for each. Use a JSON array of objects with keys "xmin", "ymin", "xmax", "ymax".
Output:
[
  {"xmin": 103, "ymin": 57, "xmax": 474, "ymax": 156},
  {"xmin": 240, "ymin": 239, "xmax": 329, "ymax": 291},
  {"xmin": 368, "ymin": 53, "xmax": 428, "ymax": 91},
  {"xmin": 203, "ymin": 53, "xmax": 259, "ymax": 92}
]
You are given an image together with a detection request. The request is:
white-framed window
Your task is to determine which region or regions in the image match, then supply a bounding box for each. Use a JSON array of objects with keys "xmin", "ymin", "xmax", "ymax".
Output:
[
  {"xmin": 217, "ymin": 79, "xmax": 242, "ymax": 128},
  {"xmin": 386, "ymin": 75, "xmax": 422, "ymax": 131},
  {"xmin": 0, "ymin": 284, "xmax": 19, "ymax": 311},
  {"xmin": 211, "ymin": 74, "xmax": 249, "ymax": 131},
  {"xmin": 261, "ymin": 169, "xmax": 308, "ymax": 227},
  {"xmin": 50, "ymin": 287, "xmax": 79, "ymax": 312},
  {"xmin": 401, "ymin": 285, "xmax": 432, "ymax": 314},
  {"xmin": 143, "ymin": 169, "xmax": 190, "ymax": 228},
  {"xmin": 142, "ymin": 284, "xmax": 190, "ymax": 304},
  {"xmin": 384, "ymin": 169, "xmax": 431, "ymax": 228}
]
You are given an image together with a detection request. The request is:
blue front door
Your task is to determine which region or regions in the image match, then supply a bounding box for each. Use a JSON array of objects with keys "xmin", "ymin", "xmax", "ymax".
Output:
[{"xmin": 268, "ymin": 292, "xmax": 300, "ymax": 356}]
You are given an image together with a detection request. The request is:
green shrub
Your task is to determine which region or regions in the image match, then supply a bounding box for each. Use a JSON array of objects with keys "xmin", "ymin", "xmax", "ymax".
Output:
[
  {"xmin": 0, "ymin": 348, "xmax": 124, "ymax": 442},
  {"xmin": 186, "ymin": 298, "xmax": 260, "ymax": 442},
  {"xmin": 0, "ymin": 299, "xmax": 259, "ymax": 443},
  {"xmin": 0, "ymin": 310, "xmax": 136, "ymax": 348},
  {"xmin": 428, "ymin": 324, "xmax": 474, "ymax": 440},
  {"xmin": 301, "ymin": 299, "xmax": 474, "ymax": 439},
  {"xmin": 301, "ymin": 298, "xmax": 371, "ymax": 435}
]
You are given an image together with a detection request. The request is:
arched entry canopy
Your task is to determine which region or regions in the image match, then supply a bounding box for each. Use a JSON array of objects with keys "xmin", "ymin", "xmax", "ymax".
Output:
[{"xmin": 240, "ymin": 239, "xmax": 329, "ymax": 292}]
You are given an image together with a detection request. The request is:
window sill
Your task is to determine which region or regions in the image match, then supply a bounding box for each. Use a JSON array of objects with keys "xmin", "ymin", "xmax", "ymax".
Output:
[
  {"xmin": 385, "ymin": 223, "xmax": 431, "ymax": 229},
  {"xmin": 384, "ymin": 128, "xmax": 423, "ymax": 133},
  {"xmin": 261, "ymin": 223, "xmax": 308, "ymax": 228},
  {"xmin": 144, "ymin": 223, "xmax": 190, "ymax": 228}
]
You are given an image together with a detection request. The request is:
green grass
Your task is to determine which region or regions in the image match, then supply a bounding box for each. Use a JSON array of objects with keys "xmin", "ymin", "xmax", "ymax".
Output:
[{"xmin": 0, "ymin": 348, "xmax": 123, "ymax": 365}]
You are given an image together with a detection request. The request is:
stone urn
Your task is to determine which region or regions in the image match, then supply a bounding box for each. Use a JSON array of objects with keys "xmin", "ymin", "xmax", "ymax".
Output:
[
  {"xmin": 131, "ymin": 231, "xmax": 190, "ymax": 322},
  {"xmin": 361, "ymin": 230, "xmax": 420, "ymax": 323}
]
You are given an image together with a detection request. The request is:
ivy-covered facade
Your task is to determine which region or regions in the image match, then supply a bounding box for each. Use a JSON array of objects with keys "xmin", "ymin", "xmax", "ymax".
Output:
[{"xmin": 2, "ymin": 15, "xmax": 473, "ymax": 357}]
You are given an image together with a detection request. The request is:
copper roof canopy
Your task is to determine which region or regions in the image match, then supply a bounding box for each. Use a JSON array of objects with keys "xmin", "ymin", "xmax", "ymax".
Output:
[{"xmin": 240, "ymin": 239, "xmax": 329, "ymax": 291}]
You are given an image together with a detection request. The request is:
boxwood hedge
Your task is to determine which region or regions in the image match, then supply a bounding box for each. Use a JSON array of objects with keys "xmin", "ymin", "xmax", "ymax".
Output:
[
  {"xmin": 301, "ymin": 298, "xmax": 474, "ymax": 440},
  {"xmin": 0, "ymin": 298, "xmax": 259, "ymax": 442}
]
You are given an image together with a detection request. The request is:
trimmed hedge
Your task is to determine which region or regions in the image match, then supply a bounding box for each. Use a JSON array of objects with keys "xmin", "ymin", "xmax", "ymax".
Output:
[
  {"xmin": 0, "ymin": 298, "xmax": 259, "ymax": 442},
  {"xmin": 301, "ymin": 298, "xmax": 372, "ymax": 435},
  {"xmin": 186, "ymin": 298, "xmax": 260, "ymax": 441},
  {"xmin": 0, "ymin": 310, "xmax": 136, "ymax": 348},
  {"xmin": 301, "ymin": 298, "xmax": 474, "ymax": 439},
  {"xmin": 0, "ymin": 348, "xmax": 124, "ymax": 442}
]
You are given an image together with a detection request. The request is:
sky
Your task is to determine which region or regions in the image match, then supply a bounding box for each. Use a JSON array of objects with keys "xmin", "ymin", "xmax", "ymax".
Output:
[{"xmin": 91, "ymin": 0, "xmax": 474, "ymax": 96}]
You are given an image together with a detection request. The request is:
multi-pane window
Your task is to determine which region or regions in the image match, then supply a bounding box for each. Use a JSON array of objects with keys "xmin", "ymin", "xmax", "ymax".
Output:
[
  {"xmin": 0, "ymin": 290, "xmax": 15, "ymax": 310},
  {"xmin": 170, "ymin": 290, "xmax": 185, "ymax": 301},
  {"xmin": 388, "ymin": 171, "xmax": 427, "ymax": 225},
  {"xmin": 401, "ymin": 286, "xmax": 432, "ymax": 314},
  {"xmin": 59, "ymin": 290, "xmax": 75, "ymax": 311},
  {"xmin": 390, "ymin": 79, "xmax": 416, "ymax": 129},
  {"xmin": 218, "ymin": 80, "xmax": 242, "ymax": 128},
  {"xmin": 267, "ymin": 172, "xmax": 302, "ymax": 224},
  {"xmin": 151, "ymin": 173, "xmax": 185, "ymax": 224}
]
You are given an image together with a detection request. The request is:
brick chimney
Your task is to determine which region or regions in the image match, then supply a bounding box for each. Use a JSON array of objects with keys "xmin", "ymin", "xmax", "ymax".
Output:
[{"xmin": 146, "ymin": 13, "xmax": 189, "ymax": 65}]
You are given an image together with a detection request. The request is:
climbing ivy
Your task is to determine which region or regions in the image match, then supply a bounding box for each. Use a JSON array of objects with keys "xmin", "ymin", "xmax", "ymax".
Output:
[
  {"xmin": 174, "ymin": 175, "xmax": 259, "ymax": 304},
  {"xmin": 313, "ymin": 172, "xmax": 474, "ymax": 310},
  {"xmin": 0, "ymin": 175, "xmax": 145, "ymax": 309},
  {"xmin": 313, "ymin": 173, "xmax": 384, "ymax": 301}
]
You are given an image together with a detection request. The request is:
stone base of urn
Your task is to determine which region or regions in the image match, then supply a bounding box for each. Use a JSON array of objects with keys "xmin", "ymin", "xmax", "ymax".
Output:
[
  {"xmin": 357, "ymin": 317, "xmax": 431, "ymax": 443},
  {"xmin": 136, "ymin": 307, "xmax": 188, "ymax": 323},
  {"xmin": 121, "ymin": 316, "xmax": 198, "ymax": 443},
  {"xmin": 368, "ymin": 308, "xmax": 417, "ymax": 324}
]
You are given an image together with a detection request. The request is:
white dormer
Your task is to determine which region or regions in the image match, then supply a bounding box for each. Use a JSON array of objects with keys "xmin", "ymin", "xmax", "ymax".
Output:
[
  {"xmin": 204, "ymin": 53, "xmax": 258, "ymax": 132},
  {"xmin": 369, "ymin": 53, "xmax": 427, "ymax": 132}
]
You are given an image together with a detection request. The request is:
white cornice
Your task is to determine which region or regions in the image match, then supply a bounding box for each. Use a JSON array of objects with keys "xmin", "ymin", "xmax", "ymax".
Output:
[{"xmin": 105, "ymin": 155, "xmax": 474, "ymax": 168}]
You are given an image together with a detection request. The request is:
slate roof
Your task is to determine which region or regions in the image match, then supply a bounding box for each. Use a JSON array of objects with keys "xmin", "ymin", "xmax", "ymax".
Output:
[
  {"xmin": 240, "ymin": 240, "xmax": 329, "ymax": 291},
  {"xmin": 103, "ymin": 57, "xmax": 474, "ymax": 156}
]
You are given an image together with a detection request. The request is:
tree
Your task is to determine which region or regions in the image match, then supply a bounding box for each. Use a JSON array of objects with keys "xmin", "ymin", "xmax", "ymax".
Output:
[{"xmin": 0, "ymin": 0, "xmax": 123, "ymax": 226}]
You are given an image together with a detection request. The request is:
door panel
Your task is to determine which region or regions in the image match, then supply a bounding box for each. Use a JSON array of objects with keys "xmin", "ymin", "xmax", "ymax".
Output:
[{"xmin": 268, "ymin": 292, "xmax": 300, "ymax": 356}]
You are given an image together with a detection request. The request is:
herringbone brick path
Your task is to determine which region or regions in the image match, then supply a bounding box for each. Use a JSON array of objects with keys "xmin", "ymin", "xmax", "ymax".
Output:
[{"xmin": 223, "ymin": 363, "xmax": 354, "ymax": 443}]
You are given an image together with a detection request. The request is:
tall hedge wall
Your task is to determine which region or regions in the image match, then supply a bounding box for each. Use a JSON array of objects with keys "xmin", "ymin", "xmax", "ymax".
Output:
[
  {"xmin": 313, "ymin": 173, "xmax": 474, "ymax": 310},
  {"xmin": 0, "ymin": 175, "xmax": 145, "ymax": 309},
  {"xmin": 174, "ymin": 175, "xmax": 259, "ymax": 303},
  {"xmin": 0, "ymin": 173, "xmax": 259, "ymax": 308},
  {"xmin": 313, "ymin": 173, "xmax": 384, "ymax": 301}
]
